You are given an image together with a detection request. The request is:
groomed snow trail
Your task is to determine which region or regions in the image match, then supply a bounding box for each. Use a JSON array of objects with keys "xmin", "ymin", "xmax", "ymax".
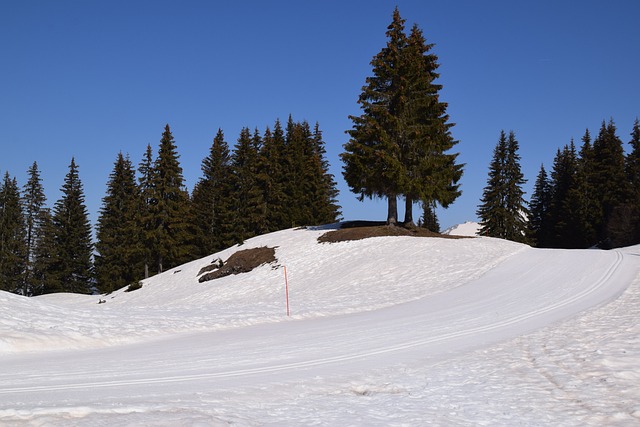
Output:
[{"xmin": 0, "ymin": 238, "xmax": 637, "ymax": 426}]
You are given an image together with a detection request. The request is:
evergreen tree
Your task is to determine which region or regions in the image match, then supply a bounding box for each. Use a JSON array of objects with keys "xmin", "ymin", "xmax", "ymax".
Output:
[
  {"xmin": 21, "ymin": 162, "xmax": 47, "ymax": 296},
  {"xmin": 400, "ymin": 23, "xmax": 462, "ymax": 225},
  {"xmin": 230, "ymin": 127, "xmax": 262, "ymax": 242},
  {"xmin": 256, "ymin": 121, "xmax": 289, "ymax": 232},
  {"xmin": 192, "ymin": 129, "xmax": 235, "ymax": 256},
  {"xmin": 577, "ymin": 129, "xmax": 599, "ymax": 246},
  {"xmin": 342, "ymin": 8, "xmax": 462, "ymax": 225},
  {"xmin": 309, "ymin": 122, "xmax": 341, "ymax": 224},
  {"xmin": 419, "ymin": 200, "xmax": 440, "ymax": 232},
  {"xmin": 547, "ymin": 143, "xmax": 588, "ymax": 248},
  {"xmin": 149, "ymin": 124, "xmax": 196, "ymax": 273},
  {"xmin": 477, "ymin": 131, "xmax": 528, "ymax": 242},
  {"xmin": 527, "ymin": 165, "xmax": 551, "ymax": 247},
  {"xmin": 591, "ymin": 119, "xmax": 628, "ymax": 245},
  {"xmin": 31, "ymin": 207, "xmax": 55, "ymax": 295},
  {"xmin": 49, "ymin": 158, "xmax": 94, "ymax": 294},
  {"xmin": 342, "ymin": 8, "xmax": 410, "ymax": 224},
  {"xmin": 137, "ymin": 143, "xmax": 155, "ymax": 278},
  {"xmin": 0, "ymin": 173, "xmax": 27, "ymax": 293},
  {"xmin": 95, "ymin": 153, "xmax": 144, "ymax": 293},
  {"xmin": 625, "ymin": 119, "xmax": 640, "ymax": 244}
]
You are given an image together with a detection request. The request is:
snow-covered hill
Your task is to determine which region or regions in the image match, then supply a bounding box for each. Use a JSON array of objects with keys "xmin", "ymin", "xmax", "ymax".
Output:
[
  {"xmin": 443, "ymin": 220, "xmax": 481, "ymax": 236},
  {"xmin": 1, "ymin": 226, "xmax": 639, "ymax": 426}
]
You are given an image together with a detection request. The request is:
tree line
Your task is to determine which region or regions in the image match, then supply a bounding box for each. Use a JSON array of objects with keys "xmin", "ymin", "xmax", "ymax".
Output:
[
  {"xmin": 0, "ymin": 117, "xmax": 340, "ymax": 295},
  {"xmin": 477, "ymin": 118, "xmax": 640, "ymax": 249}
]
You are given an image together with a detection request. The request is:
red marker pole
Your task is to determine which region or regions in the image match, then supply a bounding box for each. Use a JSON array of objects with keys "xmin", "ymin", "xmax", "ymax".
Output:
[{"xmin": 284, "ymin": 266, "xmax": 290, "ymax": 317}]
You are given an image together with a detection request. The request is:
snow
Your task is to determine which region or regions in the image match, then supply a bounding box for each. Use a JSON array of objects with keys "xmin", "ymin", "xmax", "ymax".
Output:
[
  {"xmin": 443, "ymin": 220, "xmax": 481, "ymax": 236},
  {"xmin": 1, "ymin": 225, "xmax": 640, "ymax": 426}
]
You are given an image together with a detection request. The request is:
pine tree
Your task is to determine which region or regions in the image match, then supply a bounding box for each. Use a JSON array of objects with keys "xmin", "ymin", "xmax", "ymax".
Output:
[
  {"xmin": 419, "ymin": 200, "xmax": 440, "ymax": 232},
  {"xmin": 0, "ymin": 173, "xmax": 27, "ymax": 293},
  {"xmin": 591, "ymin": 119, "xmax": 628, "ymax": 246},
  {"xmin": 400, "ymin": 23, "xmax": 462, "ymax": 225},
  {"xmin": 230, "ymin": 127, "xmax": 262, "ymax": 242},
  {"xmin": 342, "ymin": 8, "xmax": 462, "ymax": 225},
  {"xmin": 95, "ymin": 153, "xmax": 144, "ymax": 293},
  {"xmin": 527, "ymin": 165, "xmax": 551, "ymax": 247},
  {"xmin": 192, "ymin": 128, "xmax": 235, "ymax": 256},
  {"xmin": 256, "ymin": 121, "xmax": 288, "ymax": 232},
  {"xmin": 137, "ymin": 143, "xmax": 155, "ymax": 278},
  {"xmin": 21, "ymin": 161, "xmax": 47, "ymax": 296},
  {"xmin": 31, "ymin": 207, "xmax": 55, "ymax": 295},
  {"xmin": 547, "ymin": 143, "xmax": 587, "ymax": 248},
  {"xmin": 49, "ymin": 158, "xmax": 94, "ymax": 294},
  {"xmin": 309, "ymin": 122, "xmax": 341, "ymax": 224},
  {"xmin": 477, "ymin": 131, "xmax": 528, "ymax": 242},
  {"xmin": 150, "ymin": 124, "xmax": 196, "ymax": 273},
  {"xmin": 625, "ymin": 119, "xmax": 640, "ymax": 244},
  {"xmin": 342, "ymin": 8, "xmax": 409, "ymax": 224},
  {"xmin": 577, "ymin": 129, "xmax": 599, "ymax": 246}
]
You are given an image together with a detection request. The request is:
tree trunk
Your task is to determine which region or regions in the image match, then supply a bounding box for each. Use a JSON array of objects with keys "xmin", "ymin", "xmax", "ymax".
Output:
[
  {"xmin": 387, "ymin": 195, "xmax": 398, "ymax": 226},
  {"xmin": 404, "ymin": 197, "xmax": 414, "ymax": 226}
]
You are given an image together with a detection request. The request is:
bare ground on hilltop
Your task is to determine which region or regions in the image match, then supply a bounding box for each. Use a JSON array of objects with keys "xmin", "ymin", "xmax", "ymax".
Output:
[{"xmin": 317, "ymin": 221, "xmax": 469, "ymax": 244}]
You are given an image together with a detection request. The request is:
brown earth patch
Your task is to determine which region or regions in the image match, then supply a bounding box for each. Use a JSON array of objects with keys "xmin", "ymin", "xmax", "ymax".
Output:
[
  {"xmin": 318, "ymin": 221, "xmax": 469, "ymax": 244},
  {"xmin": 198, "ymin": 246, "xmax": 277, "ymax": 283}
]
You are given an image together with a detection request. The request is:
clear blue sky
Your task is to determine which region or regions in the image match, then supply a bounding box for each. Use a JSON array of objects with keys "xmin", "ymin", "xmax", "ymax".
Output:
[{"xmin": 2, "ymin": 1, "xmax": 639, "ymax": 231}]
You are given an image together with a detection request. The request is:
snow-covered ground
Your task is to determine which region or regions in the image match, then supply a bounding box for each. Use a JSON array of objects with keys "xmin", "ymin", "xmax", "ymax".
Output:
[{"xmin": 1, "ymin": 226, "xmax": 639, "ymax": 426}]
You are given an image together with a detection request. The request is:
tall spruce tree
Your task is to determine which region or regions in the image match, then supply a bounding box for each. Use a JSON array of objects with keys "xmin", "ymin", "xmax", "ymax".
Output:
[
  {"xmin": 256, "ymin": 121, "xmax": 289, "ymax": 232},
  {"xmin": 477, "ymin": 131, "xmax": 528, "ymax": 242},
  {"xmin": 591, "ymin": 119, "xmax": 628, "ymax": 246},
  {"xmin": 192, "ymin": 128, "xmax": 235, "ymax": 256},
  {"xmin": 95, "ymin": 153, "xmax": 144, "ymax": 293},
  {"xmin": 547, "ymin": 143, "xmax": 588, "ymax": 248},
  {"xmin": 527, "ymin": 164, "xmax": 551, "ymax": 247},
  {"xmin": 342, "ymin": 8, "xmax": 461, "ymax": 225},
  {"xmin": 624, "ymin": 119, "xmax": 640, "ymax": 244},
  {"xmin": 31, "ymin": 207, "xmax": 55, "ymax": 295},
  {"xmin": 149, "ymin": 124, "xmax": 195, "ymax": 273},
  {"xmin": 400, "ymin": 23, "xmax": 462, "ymax": 225},
  {"xmin": 342, "ymin": 8, "xmax": 410, "ymax": 224},
  {"xmin": 49, "ymin": 158, "xmax": 94, "ymax": 294},
  {"xmin": 137, "ymin": 144, "xmax": 156, "ymax": 278},
  {"xmin": 230, "ymin": 127, "xmax": 262, "ymax": 242},
  {"xmin": 309, "ymin": 122, "xmax": 341, "ymax": 224},
  {"xmin": 0, "ymin": 173, "xmax": 27, "ymax": 293},
  {"xmin": 21, "ymin": 162, "xmax": 47, "ymax": 296}
]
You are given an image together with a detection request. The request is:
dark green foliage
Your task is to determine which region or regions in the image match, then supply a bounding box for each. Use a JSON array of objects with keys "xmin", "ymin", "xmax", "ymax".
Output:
[
  {"xmin": 148, "ymin": 125, "xmax": 196, "ymax": 273},
  {"xmin": 342, "ymin": 7, "xmax": 462, "ymax": 225},
  {"xmin": 21, "ymin": 162, "xmax": 47, "ymax": 296},
  {"xmin": 547, "ymin": 143, "xmax": 589, "ymax": 248},
  {"xmin": 256, "ymin": 121, "xmax": 289, "ymax": 232},
  {"xmin": 230, "ymin": 127, "xmax": 263, "ymax": 243},
  {"xmin": 591, "ymin": 120, "xmax": 629, "ymax": 244},
  {"xmin": 527, "ymin": 165, "xmax": 551, "ymax": 247},
  {"xmin": 49, "ymin": 158, "xmax": 94, "ymax": 294},
  {"xmin": 419, "ymin": 200, "xmax": 440, "ymax": 233},
  {"xmin": 0, "ymin": 173, "xmax": 27, "ymax": 293},
  {"xmin": 95, "ymin": 153, "xmax": 145, "ymax": 293},
  {"xmin": 192, "ymin": 129, "xmax": 236, "ymax": 256},
  {"xmin": 477, "ymin": 131, "xmax": 528, "ymax": 243},
  {"xmin": 137, "ymin": 143, "xmax": 156, "ymax": 278}
]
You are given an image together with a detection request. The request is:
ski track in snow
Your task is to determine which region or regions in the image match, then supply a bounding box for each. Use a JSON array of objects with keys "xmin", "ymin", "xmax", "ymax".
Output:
[{"xmin": 1, "ymin": 227, "xmax": 639, "ymax": 426}]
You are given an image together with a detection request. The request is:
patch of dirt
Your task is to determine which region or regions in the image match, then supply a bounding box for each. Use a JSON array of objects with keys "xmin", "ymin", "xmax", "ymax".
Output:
[
  {"xmin": 198, "ymin": 247, "xmax": 277, "ymax": 283},
  {"xmin": 318, "ymin": 221, "xmax": 469, "ymax": 244}
]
